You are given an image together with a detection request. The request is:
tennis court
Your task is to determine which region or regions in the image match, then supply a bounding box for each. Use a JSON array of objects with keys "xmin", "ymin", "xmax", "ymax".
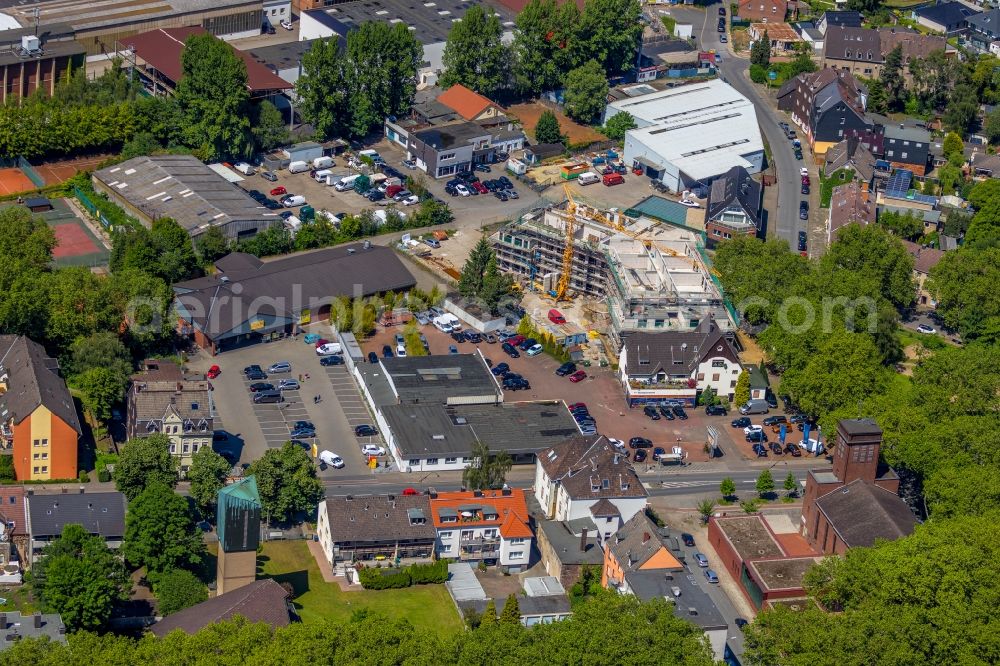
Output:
[
  {"xmin": 0, "ymin": 198, "xmax": 110, "ymax": 268},
  {"xmin": 34, "ymin": 155, "xmax": 110, "ymax": 186},
  {"xmin": 0, "ymin": 168, "xmax": 38, "ymax": 196}
]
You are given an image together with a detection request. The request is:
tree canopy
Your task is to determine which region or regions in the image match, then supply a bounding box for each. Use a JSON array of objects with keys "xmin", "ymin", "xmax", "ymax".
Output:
[
  {"xmin": 534, "ymin": 110, "xmax": 563, "ymax": 144},
  {"xmin": 122, "ymin": 483, "xmax": 205, "ymax": 576},
  {"xmin": 562, "ymin": 60, "xmax": 609, "ymax": 124},
  {"xmin": 27, "ymin": 524, "xmax": 130, "ymax": 633},
  {"xmin": 187, "ymin": 446, "xmax": 232, "ymax": 515},
  {"xmin": 440, "ymin": 6, "xmax": 509, "ymax": 98},
  {"xmin": 115, "ymin": 434, "xmax": 179, "ymax": 501},
  {"xmin": 462, "ymin": 442, "xmax": 513, "ymax": 490},
  {"xmin": 247, "ymin": 441, "xmax": 325, "ymax": 523}
]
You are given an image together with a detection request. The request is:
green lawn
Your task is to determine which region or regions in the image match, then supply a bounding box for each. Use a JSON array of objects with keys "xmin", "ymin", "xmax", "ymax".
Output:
[
  {"xmin": 820, "ymin": 168, "xmax": 852, "ymax": 208},
  {"xmin": 257, "ymin": 541, "xmax": 462, "ymax": 635}
]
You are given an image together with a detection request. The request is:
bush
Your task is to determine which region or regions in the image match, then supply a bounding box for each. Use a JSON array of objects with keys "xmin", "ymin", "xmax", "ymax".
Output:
[
  {"xmin": 0, "ymin": 456, "xmax": 14, "ymax": 482},
  {"xmin": 749, "ymin": 64, "xmax": 768, "ymax": 84},
  {"xmin": 356, "ymin": 559, "xmax": 449, "ymax": 589},
  {"xmin": 155, "ymin": 569, "xmax": 208, "ymax": 615},
  {"xmin": 98, "ymin": 468, "xmax": 111, "ymax": 483},
  {"xmin": 78, "ymin": 471, "xmax": 90, "ymax": 483}
]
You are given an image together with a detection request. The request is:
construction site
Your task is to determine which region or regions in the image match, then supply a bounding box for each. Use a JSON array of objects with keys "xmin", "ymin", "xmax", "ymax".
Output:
[{"xmin": 490, "ymin": 189, "xmax": 732, "ymax": 350}]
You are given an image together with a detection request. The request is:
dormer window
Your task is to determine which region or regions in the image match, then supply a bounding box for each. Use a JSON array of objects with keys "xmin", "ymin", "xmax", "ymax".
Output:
[{"xmin": 147, "ymin": 422, "xmax": 157, "ymax": 432}]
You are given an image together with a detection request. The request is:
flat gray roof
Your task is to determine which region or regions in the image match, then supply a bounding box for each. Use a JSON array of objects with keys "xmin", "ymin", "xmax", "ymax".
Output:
[
  {"xmin": 94, "ymin": 155, "xmax": 279, "ymax": 235},
  {"xmin": 380, "ymin": 354, "xmax": 499, "ymax": 404},
  {"xmin": 447, "ymin": 562, "xmax": 487, "ymax": 601},
  {"xmin": 625, "ymin": 569, "xmax": 728, "ymax": 631},
  {"xmin": 537, "ymin": 519, "xmax": 605, "ymax": 567},
  {"xmin": 384, "ymin": 401, "xmax": 580, "ymax": 459},
  {"xmin": 308, "ymin": 0, "xmax": 515, "ymax": 46}
]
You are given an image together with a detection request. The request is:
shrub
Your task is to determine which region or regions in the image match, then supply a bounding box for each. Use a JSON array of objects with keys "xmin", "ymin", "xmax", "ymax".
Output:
[
  {"xmin": 98, "ymin": 468, "xmax": 111, "ymax": 483},
  {"xmin": 749, "ymin": 64, "xmax": 768, "ymax": 84},
  {"xmin": 356, "ymin": 559, "xmax": 449, "ymax": 589},
  {"xmin": 0, "ymin": 456, "xmax": 14, "ymax": 482},
  {"xmin": 78, "ymin": 471, "xmax": 90, "ymax": 483}
]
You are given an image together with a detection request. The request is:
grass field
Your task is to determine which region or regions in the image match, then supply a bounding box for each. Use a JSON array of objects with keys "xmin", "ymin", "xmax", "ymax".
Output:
[{"xmin": 258, "ymin": 541, "xmax": 462, "ymax": 635}]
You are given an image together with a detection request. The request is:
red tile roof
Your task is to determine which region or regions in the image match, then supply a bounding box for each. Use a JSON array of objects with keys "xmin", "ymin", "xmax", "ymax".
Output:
[
  {"xmin": 429, "ymin": 488, "xmax": 531, "ymax": 538},
  {"xmin": 901, "ymin": 240, "xmax": 945, "ymax": 275},
  {"xmin": 437, "ymin": 84, "xmax": 498, "ymax": 121},
  {"xmin": 128, "ymin": 27, "xmax": 292, "ymax": 93}
]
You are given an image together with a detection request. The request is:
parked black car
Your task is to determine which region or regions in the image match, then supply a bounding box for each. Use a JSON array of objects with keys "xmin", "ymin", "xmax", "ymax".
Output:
[
  {"xmin": 320, "ymin": 355, "xmax": 344, "ymax": 366},
  {"xmin": 555, "ymin": 362, "xmax": 577, "ymax": 376},
  {"xmin": 517, "ymin": 337, "xmax": 537, "ymax": 351},
  {"xmin": 731, "ymin": 416, "xmax": 751, "ymax": 428},
  {"xmin": 705, "ymin": 405, "xmax": 727, "ymax": 416},
  {"xmin": 368, "ymin": 351, "xmax": 379, "ymax": 364},
  {"xmin": 503, "ymin": 378, "xmax": 530, "ymax": 390},
  {"xmin": 502, "ymin": 342, "xmax": 520, "ymax": 358},
  {"xmin": 680, "ymin": 533, "xmax": 695, "ymax": 547},
  {"xmin": 672, "ymin": 406, "xmax": 688, "ymax": 420},
  {"xmin": 491, "ymin": 363, "xmax": 510, "ymax": 376},
  {"xmin": 464, "ymin": 331, "xmax": 481, "ymax": 343},
  {"xmin": 451, "ymin": 331, "xmax": 465, "ymax": 343},
  {"xmin": 746, "ymin": 430, "xmax": 768, "ymax": 443},
  {"xmin": 633, "ymin": 449, "xmax": 647, "ymax": 463},
  {"xmin": 643, "ymin": 405, "xmax": 661, "ymax": 420},
  {"xmin": 629, "ymin": 437, "xmax": 653, "ymax": 449},
  {"xmin": 355, "ymin": 424, "xmax": 378, "ymax": 437},
  {"xmin": 658, "ymin": 406, "xmax": 675, "ymax": 421}
]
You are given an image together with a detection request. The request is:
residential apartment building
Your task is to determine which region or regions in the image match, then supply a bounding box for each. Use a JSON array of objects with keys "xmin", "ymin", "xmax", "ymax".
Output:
[
  {"xmin": 816, "ymin": 10, "xmax": 862, "ymax": 34},
  {"xmin": 913, "ymin": 1, "xmax": 979, "ymax": 37},
  {"xmin": 879, "ymin": 121, "xmax": 932, "ymax": 176},
  {"xmin": 738, "ymin": 0, "xmax": 787, "ymax": 22},
  {"xmin": 777, "ymin": 68, "xmax": 872, "ymax": 157},
  {"xmin": 704, "ymin": 165, "xmax": 763, "ymax": 245},
  {"xmin": 617, "ymin": 319, "xmax": 742, "ymax": 407},
  {"xmin": 126, "ymin": 360, "xmax": 213, "ymax": 473},
  {"xmin": 0, "ymin": 336, "xmax": 81, "ymax": 482},
  {"xmin": 315, "ymin": 494, "xmax": 436, "ymax": 568},
  {"xmin": 966, "ymin": 9, "xmax": 1000, "ymax": 52},
  {"xmin": 26, "ymin": 490, "xmax": 126, "ymax": 562},
  {"xmin": 822, "ymin": 26, "xmax": 948, "ymax": 83},
  {"xmin": 429, "ymin": 489, "xmax": 533, "ymax": 573},
  {"xmin": 534, "ymin": 436, "xmax": 647, "ymax": 537},
  {"xmin": 828, "ymin": 181, "xmax": 876, "ymax": 244}
]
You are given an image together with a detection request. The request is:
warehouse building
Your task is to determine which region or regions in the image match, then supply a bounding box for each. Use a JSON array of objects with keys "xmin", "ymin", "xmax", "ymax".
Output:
[
  {"xmin": 604, "ymin": 80, "xmax": 765, "ymax": 193},
  {"xmin": 93, "ymin": 155, "xmax": 281, "ymax": 241},
  {"xmin": 173, "ymin": 243, "xmax": 416, "ymax": 354}
]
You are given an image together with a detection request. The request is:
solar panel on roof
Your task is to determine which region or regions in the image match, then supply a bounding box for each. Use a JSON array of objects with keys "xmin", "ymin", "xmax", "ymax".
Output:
[{"xmin": 885, "ymin": 169, "xmax": 912, "ymax": 196}]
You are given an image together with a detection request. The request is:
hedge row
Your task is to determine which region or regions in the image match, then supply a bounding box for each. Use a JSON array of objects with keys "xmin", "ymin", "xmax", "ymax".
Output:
[{"xmin": 356, "ymin": 559, "xmax": 449, "ymax": 590}]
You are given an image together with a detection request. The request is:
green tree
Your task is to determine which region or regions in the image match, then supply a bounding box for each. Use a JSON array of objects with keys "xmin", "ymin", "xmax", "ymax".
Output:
[
  {"xmin": 984, "ymin": 106, "xmax": 1000, "ymax": 144},
  {"xmin": 176, "ymin": 33, "xmax": 251, "ymax": 160},
  {"xmin": 252, "ymin": 100, "xmax": 288, "ymax": 152},
  {"xmin": 196, "ymin": 225, "xmax": 229, "ymax": 263},
  {"xmin": 115, "ymin": 433, "xmax": 179, "ymax": 501},
  {"xmin": 247, "ymin": 441, "xmax": 324, "ymax": 523},
  {"xmin": 74, "ymin": 367, "xmax": 125, "ymax": 423},
  {"xmin": 296, "ymin": 38, "xmax": 351, "ymax": 139},
  {"xmin": 576, "ymin": 0, "xmax": 643, "ymax": 76},
  {"xmin": 783, "ymin": 472, "xmax": 798, "ymax": 497},
  {"xmin": 943, "ymin": 83, "xmax": 979, "ymax": 135},
  {"xmin": 562, "ymin": 60, "xmax": 609, "ymax": 124},
  {"xmin": 942, "ymin": 131, "xmax": 964, "ymax": 164},
  {"xmin": 783, "ymin": 52, "xmax": 816, "ymax": 79},
  {"xmin": 480, "ymin": 254, "xmax": 515, "ymax": 315},
  {"xmin": 480, "ymin": 599, "xmax": 497, "ymax": 626},
  {"xmin": 512, "ymin": 0, "xmax": 575, "ymax": 96},
  {"xmin": 122, "ymin": 483, "xmax": 205, "ymax": 576},
  {"xmin": 351, "ymin": 298, "xmax": 377, "ymax": 339},
  {"xmin": 67, "ymin": 332, "xmax": 132, "ymax": 378},
  {"xmin": 345, "ymin": 22, "xmax": 422, "ymax": 137},
  {"xmin": 499, "ymin": 594, "xmax": 521, "ymax": 625},
  {"xmin": 188, "ymin": 446, "xmax": 231, "ymax": 515},
  {"xmin": 155, "ymin": 569, "xmax": 208, "ymax": 616},
  {"xmin": 865, "ymin": 77, "xmax": 888, "ymax": 114},
  {"xmin": 755, "ymin": 469, "xmax": 774, "ymax": 498},
  {"xmin": 458, "ymin": 237, "xmax": 495, "ymax": 299},
  {"xmin": 602, "ymin": 111, "xmax": 636, "ymax": 141},
  {"xmin": 878, "ymin": 210, "xmax": 924, "ymax": 240},
  {"xmin": 696, "ymin": 498, "xmax": 715, "ymax": 523},
  {"xmin": 937, "ymin": 163, "xmax": 963, "ymax": 196},
  {"xmin": 720, "ymin": 477, "xmax": 736, "ymax": 500},
  {"xmin": 928, "ymin": 248, "xmax": 1000, "ymax": 342},
  {"xmin": 534, "ymin": 109, "xmax": 563, "ymax": 144},
  {"xmin": 820, "ymin": 223, "xmax": 915, "ymax": 310},
  {"xmin": 880, "ymin": 44, "xmax": 905, "ymax": 111},
  {"xmin": 733, "ymin": 370, "xmax": 750, "ymax": 407},
  {"xmin": 27, "ymin": 524, "xmax": 130, "ymax": 632},
  {"xmin": 750, "ymin": 30, "xmax": 771, "ymax": 67},
  {"xmin": 440, "ymin": 6, "xmax": 509, "ymax": 98},
  {"xmin": 462, "ymin": 442, "xmax": 513, "ymax": 490}
]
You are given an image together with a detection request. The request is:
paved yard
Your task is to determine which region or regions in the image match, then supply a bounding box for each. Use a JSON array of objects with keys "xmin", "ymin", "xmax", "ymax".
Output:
[{"xmin": 259, "ymin": 540, "xmax": 462, "ymax": 634}]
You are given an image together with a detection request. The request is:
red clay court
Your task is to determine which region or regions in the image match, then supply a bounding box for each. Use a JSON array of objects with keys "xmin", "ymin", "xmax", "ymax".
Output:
[
  {"xmin": 51, "ymin": 220, "xmax": 100, "ymax": 259},
  {"xmin": 34, "ymin": 155, "xmax": 110, "ymax": 186},
  {"xmin": 0, "ymin": 168, "xmax": 38, "ymax": 196}
]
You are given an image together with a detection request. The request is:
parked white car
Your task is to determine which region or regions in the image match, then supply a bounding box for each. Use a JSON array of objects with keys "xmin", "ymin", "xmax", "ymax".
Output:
[
  {"xmin": 361, "ymin": 444, "xmax": 386, "ymax": 456},
  {"xmin": 455, "ymin": 183, "xmax": 471, "ymax": 197},
  {"xmin": 316, "ymin": 343, "xmax": 343, "ymax": 356},
  {"xmin": 280, "ymin": 19, "xmax": 293, "ymax": 30},
  {"xmin": 743, "ymin": 425, "xmax": 763, "ymax": 435},
  {"xmin": 916, "ymin": 324, "xmax": 937, "ymax": 335},
  {"xmin": 402, "ymin": 195, "xmax": 420, "ymax": 206},
  {"xmin": 679, "ymin": 199, "xmax": 701, "ymax": 208}
]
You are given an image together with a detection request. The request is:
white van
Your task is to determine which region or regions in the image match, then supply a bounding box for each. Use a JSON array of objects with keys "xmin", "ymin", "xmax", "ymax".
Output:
[
  {"xmin": 282, "ymin": 195, "xmax": 306, "ymax": 207},
  {"xmin": 739, "ymin": 399, "xmax": 770, "ymax": 415},
  {"xmin": 284, "ymin": 216, "xmax": 302, "ymax": 234},
  {"xmin": 314, "ymin": 169, "xmax": 333, "ymax": 183},
  {"xmin": 233, "ymin": 162, "xmax": 255, "ymax": 176},
  {"xmin": 578, "ymin": 172, "xmax": 600, "ymax": 186},
  {"xmin": 334, "ymin": 174, "xmax": 360, "ymax": 191},
  {"xmin": 443, "ymin": 313, "xmax": 462, "ymax": 331},
  {"xmin": 319, "ymin": 450, "xmax": 344, "ymax": 468},
  {"xmin": 433, "ymin": 316, "xmax": 453, "ymax": 333},
  {"xmin": 374, "ymin": 208, "xmax": 406, "ymax": 225},
  {"xmin": 288, "ymin": 161, "xmax": 309, "ymax": 174},
  {"xmin": 358, "ymin": 149, "xmax": 380, "ymax": 160},
  {"xmin": 312, "ymin": 156, "xmax": 334, "ymax": 169}
]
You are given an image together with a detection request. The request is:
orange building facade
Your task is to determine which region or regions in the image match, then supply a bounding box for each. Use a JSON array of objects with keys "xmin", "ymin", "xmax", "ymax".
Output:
[{"xmin": 12, "ymin": 406, "xmax": 79, "ymax": 482}]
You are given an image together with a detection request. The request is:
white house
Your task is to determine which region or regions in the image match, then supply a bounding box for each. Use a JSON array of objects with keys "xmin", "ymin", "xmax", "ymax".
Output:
[
  {"xmin": 618, "ymin": 319, "xmax": 742, "ymax": 407},
  {"xmin": 429, "ymin": 489, "xmax": 534, "ymax": 573},
  {"xmin": 534, "ymin": 436, "xmax": 648, "ymax": 542}
]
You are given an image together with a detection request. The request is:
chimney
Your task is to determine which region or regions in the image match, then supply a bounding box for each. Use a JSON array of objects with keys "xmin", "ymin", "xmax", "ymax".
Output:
[
  {"xmin": 642, "ymin": 532, "xmax": 651, "ymax": 544},
  {"xmin": 0, "ymin": 613, "xmax": 6, "ymax": 629},
  {"xmin": 33, "ymin": 612, "xmax": 41, "ymax": 628},
  {"xmin": 580, "ymin": 527, "xmax": 589, "ymax": 552}
]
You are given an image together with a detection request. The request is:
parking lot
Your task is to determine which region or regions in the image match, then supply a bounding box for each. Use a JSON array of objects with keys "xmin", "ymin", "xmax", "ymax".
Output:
[
  {"xmin": 238, "ymin": 140, "xmax": 546, "ymax": 230},
  {"xmin": 358, "ymin": 322, "xmax": 738, "ymax": 464},
  {"xmin": 187, "ymin": 334, "xmax": 386, "ymax": 476}
]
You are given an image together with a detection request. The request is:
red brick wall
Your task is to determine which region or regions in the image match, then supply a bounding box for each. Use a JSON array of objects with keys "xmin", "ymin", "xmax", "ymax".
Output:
[{"xmin": 708, "ymin": 519, "xmax": 743, "ymax": 580}]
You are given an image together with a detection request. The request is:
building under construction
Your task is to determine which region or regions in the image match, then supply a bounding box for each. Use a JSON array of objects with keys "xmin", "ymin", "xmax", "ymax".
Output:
[
  {"xmin": 491, "ymin": 201, "xmax": 731, "ymax": 346},
  {"xmin": 492, "ymin": 203, "xmax": 611, "ymax": 299}
]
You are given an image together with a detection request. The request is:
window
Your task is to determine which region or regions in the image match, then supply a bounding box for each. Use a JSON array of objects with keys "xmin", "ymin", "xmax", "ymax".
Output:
[
  {"xmin": 33, "ymin": 453, "xmax": 39, "ymax": 460},
  {"xmin": 41, "ymin": 453, "xmax": 47, "ymax": 460},
  {"xmin": 440, "ymin": 544, "xmax": 452, "ymax": 553},
  {"xmin": 42, "ymin": 439, "xmax": 47, "ymax": 446},
  {"xmin": 903, "ymin": 141, "xmax": 909, "ymax": 146},
  {"xmin": 41, "ymin": 466, "xmax": 47, "ymax": 473},
  {"xmin": 901, "ymin": 152, "xmax": 908, "ymax": 159},
  {"xmin": 7, "ymin": 497, "xmax": 13, "ymax": 505},
  {"xmin": 439, "ymin": 531, "xmax": 453, "ymax": 539},
  {"xmin": 731, "ymin": 380, "xmax": 737, "ymax": 388},
  {"xmin": 445, "ymin": 457, "xmax": 457, "ymax": 464},
  {"xmin": 33, "ymin": 467, "xmax": 39, "ymax": 474},
  {"xmin": 32, "ymin": 439, "xmax": 39, "ymax": 447},
  {"xmin": 712, "ymin": 374, "xmax": 720, "ymax": 382},
  {"xmin": 462, "ymin": 457, "xmax": 473, "ymax": 463},
  {"xmin": 183, "ymin": 444, "xmax": 190, "ymax": 453},
  {"xmin": 426, "ymin": 458, "xmax": 439, "ymax": 465},
  {"xmin": 170, "ymin": 444, "xmax": 176, "ymax": 453},
  {"xmin": 409, "ymin": 459, "xmax": 420, "ymax": 467},
  {"xmin": 509, "ymin": 537, "xmax": 525, "ymax": 545},
  {"xmin": 509, "ymin": 551, "xmax": 524, "ymax": 560},
  {"xmin": 439, "ymin": 152, "xmax": 456, "ymax": 161},
  {"xmin": 484, "ymin": 529, "xmax": 497, "ymax": 538}
]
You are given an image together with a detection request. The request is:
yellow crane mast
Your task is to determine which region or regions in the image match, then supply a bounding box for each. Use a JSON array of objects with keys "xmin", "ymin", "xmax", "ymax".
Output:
[{"xmin": 555, "ymin": 184, "xmax": 576, "ymax": 301}]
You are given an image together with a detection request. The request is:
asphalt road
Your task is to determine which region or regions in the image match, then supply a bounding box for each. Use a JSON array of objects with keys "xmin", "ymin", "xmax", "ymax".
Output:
[{"xmin": 665, "ymin": 4, "xmax": 806, "ymax": 248}]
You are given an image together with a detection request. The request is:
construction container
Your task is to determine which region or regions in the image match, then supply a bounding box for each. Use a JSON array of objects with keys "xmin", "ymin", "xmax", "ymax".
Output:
[
  {"xmin": 560, "ymin": 163, "xmax": 590, "ymax": 180},
  {"xmin": 300, "ymin": 206, "xmax": 315, "ymax": 222}
]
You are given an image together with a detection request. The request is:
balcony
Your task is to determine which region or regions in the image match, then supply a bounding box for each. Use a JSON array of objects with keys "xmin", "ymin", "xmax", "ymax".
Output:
[{"xmin": 460, "ymin": 535, "xmax": 499, "ymax": 546}]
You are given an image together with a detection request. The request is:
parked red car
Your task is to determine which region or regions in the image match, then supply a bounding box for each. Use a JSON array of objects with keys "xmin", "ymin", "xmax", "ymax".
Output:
[
  {"xmin": 507, "ymin": 334, "xmax": 526, "ymax": 346},
  {"xmin": 548, "ymin": 309, "xmax": 566, "ymax": 324},
  {"xmin": 207, "ymin": 365, "xmax": 221, "ymax": 379},
  {"xmin": 568, "ymin": 370, "xmax": 587, "ymax": 383},
  {"xmin": 472, "ymin": 181, "xmax": 488, "ymax": 194},
  {"xmin": 402, "ymin": 487, "xmax": 420, "ymax": 496},
  {"xmin": 270, "ymin": 186, "xmax": 287, "ymax": 196},
  {"xmin": 603, "ymin": 173, "xmax": 624, "ymax": 186}
]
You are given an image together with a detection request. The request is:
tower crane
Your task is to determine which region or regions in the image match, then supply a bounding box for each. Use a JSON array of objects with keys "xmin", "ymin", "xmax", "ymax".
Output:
[{"xmin": 554, "ymin": 184, "xmax": 576, "ymax": 301}]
